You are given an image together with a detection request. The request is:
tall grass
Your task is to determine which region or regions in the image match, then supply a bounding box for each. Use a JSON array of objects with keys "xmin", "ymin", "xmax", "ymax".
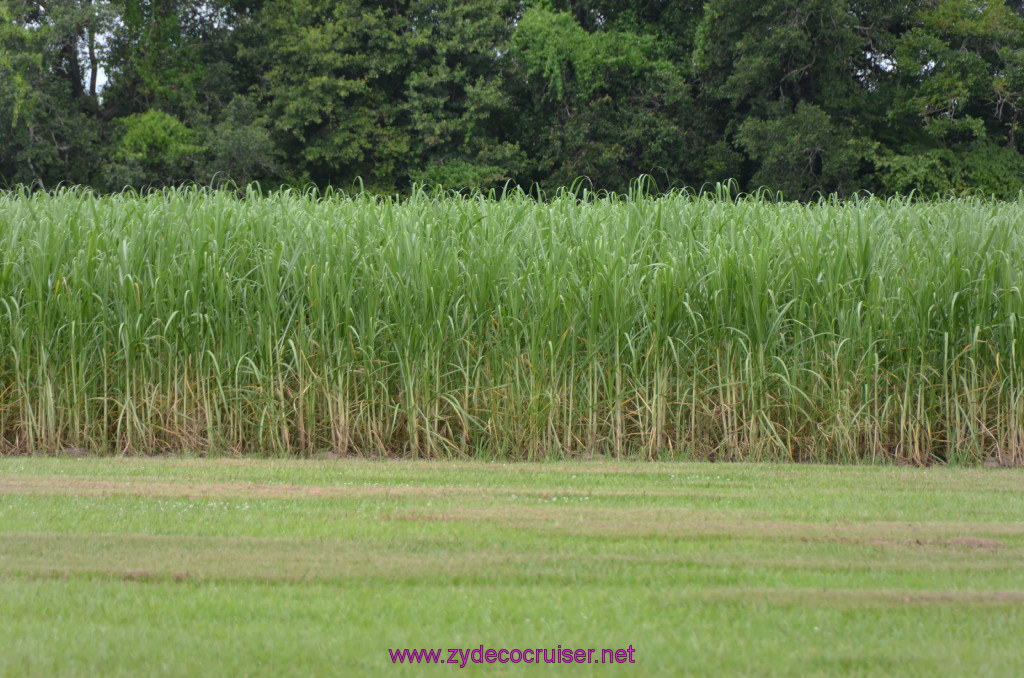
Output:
[{"xmin": 1, "ymin": 186, "xmax": 1022, "ymax": 463}]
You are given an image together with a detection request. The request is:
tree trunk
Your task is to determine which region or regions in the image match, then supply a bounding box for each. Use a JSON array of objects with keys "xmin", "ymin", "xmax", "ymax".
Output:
[
  {"xmin": 63, "ymin": 33, "xmax": 85, "ymax": 100},
  {"xmin": 88, "ymin": 0, "xmax": 98, "ymax": 98}
]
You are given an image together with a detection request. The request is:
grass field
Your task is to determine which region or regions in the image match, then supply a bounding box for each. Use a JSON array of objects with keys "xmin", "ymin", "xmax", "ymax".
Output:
[
  {"xmin": 3, "ymin": 188, "xmax": 1024, "ymax": 463},
  {"xmin": 0, "ymin": 458, "xmax": 1022, "ymax": 676}
]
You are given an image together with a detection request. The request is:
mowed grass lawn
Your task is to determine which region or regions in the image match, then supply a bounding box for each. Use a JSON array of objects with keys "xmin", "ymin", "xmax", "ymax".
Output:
[{"xmin": 0, "ymin": 459, "xmax": 1022, "ymax": 677}]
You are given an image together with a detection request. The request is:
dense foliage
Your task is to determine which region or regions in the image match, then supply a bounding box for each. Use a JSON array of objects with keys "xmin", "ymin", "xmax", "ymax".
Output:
[
  {"xmin": 3, "ymin": 1, "xmax": 1024, "ymax": 197},
  {"xmin": 2, "ymin": 189, "xmax": 1023, "ymax": 463}
]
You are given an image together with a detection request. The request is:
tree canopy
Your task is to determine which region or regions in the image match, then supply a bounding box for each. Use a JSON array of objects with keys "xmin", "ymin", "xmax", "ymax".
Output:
[{"xmin": 3, "ymin": 0, "xmax": 1024, "ymax": 197}]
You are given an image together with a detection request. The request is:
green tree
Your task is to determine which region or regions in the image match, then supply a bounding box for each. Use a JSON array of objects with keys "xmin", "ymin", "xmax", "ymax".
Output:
[
  {"xmin": 5, "ymin": 0, "xmax": 1024, "ymax": 197},
  {"xmin": 101, "ymin": 0, "xmax": 281, "ymax": 189},
  {"xmin": 871, "ymin": 1, "xmax": 1024, "ymax": 196},
  {"xmin": 736, "ymin": 101, "xmax": 876, "ymax": 199},
  {"xmin": 0, "ymin": 0, "xmax": 109, "ymax": 188},
  {"xmin": 250, "ymin": 0, "xmax": 521, "ymax": 192},
  {"xmin": 691, "ymin": 0, "xmax": 881, "ymax": 196},
  {"xmin": 874, "ymin": 140, "xmax": 1024, "ymax": 198},
  {"xmin": 510, "ymin": 5, "xmax": 729, "ymax": 193},
  {"xmin": 401, "ymin": 0, "xmax": 524, "ymax": 188},
  {"xmin": 201, "ymin": 95, "xmax": 284, "ymax": 188},
  {"xmin": 106, "ymin": 108, "xmax": 205, "ymax": 187},
  {"xmin": 692, "ymin": 0, "xmax": 865, "ymax": 116},
  {"xmin": 102, "ymin": 0, "xmax": 239, "ymax": 118}
]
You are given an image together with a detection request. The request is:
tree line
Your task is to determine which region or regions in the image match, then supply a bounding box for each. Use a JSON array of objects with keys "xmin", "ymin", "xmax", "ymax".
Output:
[{"xmin": 3, "ymin": 0, "xmax": 1024, "ymax": 199}]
